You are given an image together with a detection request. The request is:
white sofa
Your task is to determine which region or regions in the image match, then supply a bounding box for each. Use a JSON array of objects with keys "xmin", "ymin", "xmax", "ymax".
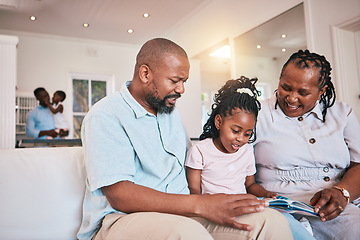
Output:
[
  {"xmin": 0, "ymin": 147, "xmax": 85, "ymax": 240},
  {"xmin": 2, "ymin": 146, "xmax": 359, "ymax": 240}
]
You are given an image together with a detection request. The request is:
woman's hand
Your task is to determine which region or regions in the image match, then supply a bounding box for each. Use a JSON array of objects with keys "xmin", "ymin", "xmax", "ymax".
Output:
[
  {"xmin": 311, "ymin": 163, "xmax": 360, "ymax": 221},
  {"xmin": 310, "ymin": 187, "xmax": 347, "ymax": 222}
]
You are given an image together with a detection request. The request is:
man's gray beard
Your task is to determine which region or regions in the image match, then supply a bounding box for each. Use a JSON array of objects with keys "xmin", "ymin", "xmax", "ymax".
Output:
[{"xmin": 146, "ymin": 93, "xmax": 177, "ymax": 114}]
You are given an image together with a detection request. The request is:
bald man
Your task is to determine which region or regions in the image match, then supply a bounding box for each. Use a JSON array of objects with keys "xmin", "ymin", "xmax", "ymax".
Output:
[{"xmin": 78, "ymin": 38, "xmax": 293, "ymax": 240}]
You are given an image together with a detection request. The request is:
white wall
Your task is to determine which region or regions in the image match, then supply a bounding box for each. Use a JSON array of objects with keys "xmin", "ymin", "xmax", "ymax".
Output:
[
  {"xmin": 201, "ymin": 71, "xmax": 231, "ymax": 94},
  {"xmin": 0, "ymin": 35, "xmax": 18, "ymax": 148},
  {"xmin": 177, "ymin": 59, "xmax": 203, "ymax": 138},
  {"xmin": 14, "ymin": 34, "xmax": 139, "ymax": 93},
  {"xmin": 234, "ymin": 55, "xmax": 280, "ymax": 94},
  {"xmin": 0, "ymin": 30, "xmax": 203, "ymax": 139},
  {"xmin": 12, "ymin": 32, "xmax": 140, "ymax": 129},
  {"xmin": 305, "ymin": 0, "xmax": 360, "ymax": 62},
  {"xmin": 304, "ymin": 0, "xmax": 360, "ymax": 118}
]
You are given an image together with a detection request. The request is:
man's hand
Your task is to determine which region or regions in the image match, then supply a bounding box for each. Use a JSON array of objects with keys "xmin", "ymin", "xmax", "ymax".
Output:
[
  {"xmin": 59, "ymin": 129, "xmax": 69, "ymax": 137},
  {"xmin": 39, "ymin": 129, "xmax": 58, "ymax": 138},
  {"xmin": 310, "ymin": 188, "xmax": 347, "ymax": 222},
  {"xmin": 103, "ymin": 181, "xmax": 269, "ymax": 232},
  {"xmin": 197, "ymin": 193, "xmax": 269, "ymax": 231}
]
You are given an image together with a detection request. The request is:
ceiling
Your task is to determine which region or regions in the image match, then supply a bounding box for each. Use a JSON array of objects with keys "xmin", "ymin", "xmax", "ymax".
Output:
[
  {"xmin": 0, "ymin": 0, "xmax": 209, "ymax": 45},
  {"xmin": 194, "ymin": 4, "xmax": 306, "ymax": 73},
  {"xmin": 0, "ymin": 0, "xmax": 306, "ymax": 74},
  {"xmin": 233, "ymin": 4, "xmax": 306, "ymax": 59}
]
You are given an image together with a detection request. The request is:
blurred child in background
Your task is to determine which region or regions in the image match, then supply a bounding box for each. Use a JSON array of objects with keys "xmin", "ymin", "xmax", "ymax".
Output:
[{"xmin": 47, "ymin": 90, "xmax": 69, "ymax": 138}]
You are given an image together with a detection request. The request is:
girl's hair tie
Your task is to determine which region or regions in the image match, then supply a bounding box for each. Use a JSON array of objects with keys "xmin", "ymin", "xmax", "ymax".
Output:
[{"xmin": 236, "ymin": 88, "xmax": 253, "ymax": 96}]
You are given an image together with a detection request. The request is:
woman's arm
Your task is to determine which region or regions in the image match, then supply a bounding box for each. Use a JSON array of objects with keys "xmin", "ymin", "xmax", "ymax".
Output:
[
  {"xmin": 336, "ymin": 162, "xmax": 360, "ymax": 202},
  {"xmin": 186, "ymin": 167, "xmax": 202, "ymax": 194},
  {"xmin": 310, "ymin": 109, "xmax": 360, "ymax": 222},
  {"xmin": 310, "ymin": 162, "xmax": 360, "ymax": 222}
]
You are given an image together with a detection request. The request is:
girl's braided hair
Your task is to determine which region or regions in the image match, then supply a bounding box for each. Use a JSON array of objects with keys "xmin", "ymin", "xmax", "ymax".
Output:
[
  {"xmin": 279, "ymin": 49, "xmax": 335, "ymax": 121},
  {"xmin": 200, "ymin": 76, "xmax": 261, "ymax": 143}
]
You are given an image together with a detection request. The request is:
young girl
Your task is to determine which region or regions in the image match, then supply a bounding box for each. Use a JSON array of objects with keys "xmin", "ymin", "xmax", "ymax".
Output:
[
  {"xmin": 47, "ymin": 90, "xmax": 69, "ymax": 138},
  {"xmin": 185, "ymin": 76, "xmax": 275, "ymax": 197},
  {"xmin": 185, "ymin": 76, "xmax": 315, "ymax": 240}
]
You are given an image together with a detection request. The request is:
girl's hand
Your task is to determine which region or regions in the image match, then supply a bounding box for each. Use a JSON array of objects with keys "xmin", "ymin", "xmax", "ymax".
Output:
[{"xmin": 265, "ymin": 191, "xmax": 277, "ymax": 199}]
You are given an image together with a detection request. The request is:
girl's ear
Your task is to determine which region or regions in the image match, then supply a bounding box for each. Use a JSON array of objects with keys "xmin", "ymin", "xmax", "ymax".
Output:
[{"xmin": 214, "ymin": 114, "xmax": 222, "ymax": 130}]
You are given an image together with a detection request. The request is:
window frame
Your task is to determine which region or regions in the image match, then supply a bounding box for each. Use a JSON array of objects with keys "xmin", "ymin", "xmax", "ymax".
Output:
[{"xmin": 70, "ymin": 72, "xmax": 114, "ymax": 138}]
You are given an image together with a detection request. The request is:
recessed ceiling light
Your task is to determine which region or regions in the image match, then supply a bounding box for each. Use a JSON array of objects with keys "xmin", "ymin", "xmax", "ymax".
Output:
[
  {"xmin": 209, "ymin": 45, "xmax": 230, "ymax": 58},
  {"xmin": 29, "ymin": 16, "xmax": 36, "ymax": 21},
  {"xmin": 83, "ymin": 23, "xmax": 89, "ymax": 28},
  {"xmin": 257, "ymin": 45, "xmax": 261, "ymax": 49},
  {"xmin": 143, "ymin": 13, "xmax": 150, "ymax": 18},
  {"xmin": 282, "ymin": 48, "xmax": 287, "ymax": 52},
  {"xmin": 127, "ymin": 29, "xmax": 134, "ymax": 33},
  {"xmin": 281, "ymin": 34, "xmax": 287, "ymax": 38}
]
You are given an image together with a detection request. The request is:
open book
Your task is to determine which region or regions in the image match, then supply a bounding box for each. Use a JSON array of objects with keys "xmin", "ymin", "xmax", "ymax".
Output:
[{"xmin": 264, "ymin": 196, "xmax": 319, "ymax": 216}]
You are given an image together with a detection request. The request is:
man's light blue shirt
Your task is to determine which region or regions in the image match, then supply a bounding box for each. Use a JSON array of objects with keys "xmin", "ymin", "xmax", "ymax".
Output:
[
  {"xmin": 78, "ymin": 82, "xmax": 191, "ymax": 240},
  {"xmin": 26, "ymin": 105, "xmax": 55, "ymax": 139}
]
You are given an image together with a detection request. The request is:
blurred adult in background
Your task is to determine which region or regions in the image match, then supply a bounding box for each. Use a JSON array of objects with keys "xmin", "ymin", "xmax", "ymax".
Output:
[{"xmin": 26, "ymin": 87, "xmax": 58, "ymax": 139}]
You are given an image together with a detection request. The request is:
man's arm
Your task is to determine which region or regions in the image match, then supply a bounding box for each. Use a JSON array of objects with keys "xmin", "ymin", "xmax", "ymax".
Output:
[{"xmin": 102, "ymin": 180, "xmax": 269, "ymax": 231}]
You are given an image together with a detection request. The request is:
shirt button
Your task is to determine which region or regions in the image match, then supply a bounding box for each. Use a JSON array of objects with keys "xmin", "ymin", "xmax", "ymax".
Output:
[
  {"xmin": 323, "ymin": 176, "xmax": 330, "ymax": 182},
  {"xmin": 298, "ymin": 116, "xmax": 304, "ymax": 121},
  {"xmin": 323, "ymin": 167, "xmax": 329, "ymax": 173},
  {"xmin": 309, "ymin": 138, "xmax": 316, "ymax": 144}
]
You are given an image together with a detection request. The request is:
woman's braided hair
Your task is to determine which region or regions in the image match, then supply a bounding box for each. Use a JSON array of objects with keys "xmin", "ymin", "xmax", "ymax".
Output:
[
  {"xmin": 200, "ymin": 76, "xmax": 261, "ymax": 143},
  {"xmin": 280, "ymin": 50, "xmax": 335, "ymax": 121}
]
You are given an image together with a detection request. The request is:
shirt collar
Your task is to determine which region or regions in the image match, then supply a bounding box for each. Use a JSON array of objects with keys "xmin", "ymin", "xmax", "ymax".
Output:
[
  {"xmin": 309, "ymin": 102, "xmax": 324, "ymax": 121},
  {"xmin": 120, "ymin": 81, "xmax": 151, "ymax": 119},
  {"xmin": 270, "ymin": 95, "xmax": 324, "ymax": 122}
]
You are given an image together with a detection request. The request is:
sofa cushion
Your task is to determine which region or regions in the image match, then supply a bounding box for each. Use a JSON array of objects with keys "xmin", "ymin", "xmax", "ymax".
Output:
[{"xmin": 0, "ymin": 147, "xmax": 85, "ymax": 240}]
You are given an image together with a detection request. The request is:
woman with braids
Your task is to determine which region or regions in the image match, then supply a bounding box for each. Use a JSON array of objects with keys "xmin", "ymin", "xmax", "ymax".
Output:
[
  {"xmin": 253, "ymin": 50, "xmax": 360, "ymax": 239},
  {"xmin": 185, "ymin": 76, "xmax": 312, "ymax": 239}
]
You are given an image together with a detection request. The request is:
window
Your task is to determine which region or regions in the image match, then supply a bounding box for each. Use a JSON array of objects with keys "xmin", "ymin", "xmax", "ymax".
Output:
[{"xmin": 71, "ymin": 73, "xmax": 113, "ymax": 138}]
